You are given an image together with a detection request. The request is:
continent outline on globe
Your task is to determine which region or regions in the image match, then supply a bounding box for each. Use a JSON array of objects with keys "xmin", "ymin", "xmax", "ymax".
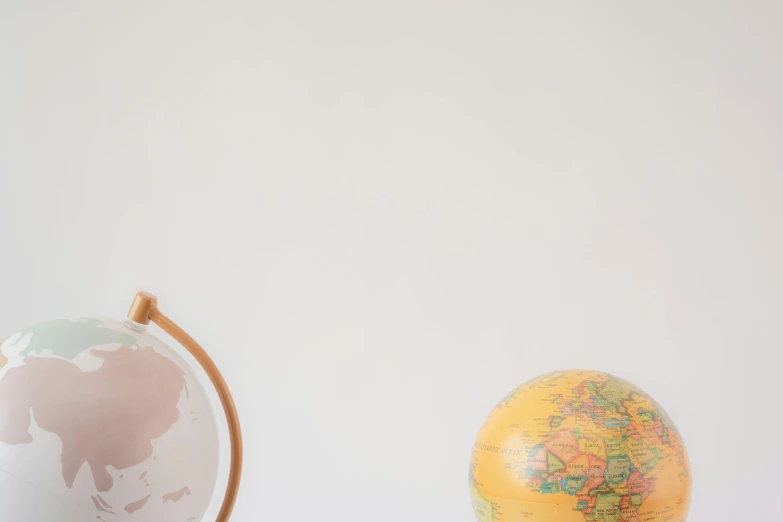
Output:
[
  {"xmin": 0, "ymin": 317, "xmax": 220, "ymax": 521},
  {"xmin": 0, "ymin": 345, "xmax": 185, "ymax": 492},
  {"xmin": 470, "ymin": 370, "xmax": 691, "ymax": 522}
]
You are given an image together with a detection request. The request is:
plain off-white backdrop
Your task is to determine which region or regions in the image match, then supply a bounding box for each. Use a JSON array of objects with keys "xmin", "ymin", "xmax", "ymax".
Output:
[{"xmin": 1, "ymin": 1, "xmax": 782, "ymax": 520}]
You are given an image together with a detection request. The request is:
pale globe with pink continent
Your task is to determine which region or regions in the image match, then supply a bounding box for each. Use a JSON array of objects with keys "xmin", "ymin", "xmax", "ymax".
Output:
[{"xmin": 0, "ymin": 318, "xmax": 220, "ymax": 521}]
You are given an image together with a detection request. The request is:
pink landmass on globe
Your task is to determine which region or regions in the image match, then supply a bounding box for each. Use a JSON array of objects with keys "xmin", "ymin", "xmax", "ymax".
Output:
[
  {"xmin": 91, "ymin": 495, "xmax": 113, "ymax": 514},
  {"xmin": 162, "ymin": 486, "xmax": 191, "ymax": 503},
  {"xmin": 0, "ymin": 346, "xmax": 184, "ymax": 492},
  {"xmin": 125, "ymin": 494, "xmax": 151, "ymax": 514}
]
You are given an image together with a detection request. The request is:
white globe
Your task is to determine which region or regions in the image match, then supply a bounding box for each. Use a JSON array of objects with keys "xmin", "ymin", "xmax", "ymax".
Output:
[{"xmin": 0, "ymin": 317, "xmax": 219, "ymax": 521}]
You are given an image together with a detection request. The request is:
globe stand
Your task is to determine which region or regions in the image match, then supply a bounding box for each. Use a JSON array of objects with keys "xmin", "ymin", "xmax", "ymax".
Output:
[{"xmin": 128, "ymin": 292, "xmax": 243, "ymax": 522}]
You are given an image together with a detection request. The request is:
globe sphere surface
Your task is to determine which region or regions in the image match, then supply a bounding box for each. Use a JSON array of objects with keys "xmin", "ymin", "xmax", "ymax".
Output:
[
  {"xmin": 0, "ymin": 318, "xmax": 219, "ymax": 521},
  {"xmin": 470, "ymin": 370, "xmax": 691, "ymax": 522}
]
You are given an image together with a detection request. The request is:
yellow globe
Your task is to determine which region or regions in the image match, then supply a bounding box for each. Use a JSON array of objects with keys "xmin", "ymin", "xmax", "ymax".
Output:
[{"xmin": 470, "ymin": 370, "xmax": 691, "ymax": 522}]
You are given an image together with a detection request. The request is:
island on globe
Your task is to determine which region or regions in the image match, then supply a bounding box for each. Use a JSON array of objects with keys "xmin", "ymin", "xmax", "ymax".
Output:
[
  {"xmin": 0, "ymin": 318, "xmax": 220, "ymax": 521},
  {"xmin": 470, "ymin": 370, "xmax": 691, "ymax": 522}
]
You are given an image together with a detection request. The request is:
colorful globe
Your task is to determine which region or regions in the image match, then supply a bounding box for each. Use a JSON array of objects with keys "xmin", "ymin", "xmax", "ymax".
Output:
[
  {"xmin": 470, "ymin": 370, "xmax": 691, "ymax": 522},
  {"xmin": 0, "ymin": 318, "xmax": 219, "ymax": 521}
]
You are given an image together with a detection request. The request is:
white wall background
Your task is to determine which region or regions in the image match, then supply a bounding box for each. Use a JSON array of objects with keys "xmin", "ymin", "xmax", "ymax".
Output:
[{"xmin": 1, "ymin": 1, "xmax": 782, "ymax": 520}]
